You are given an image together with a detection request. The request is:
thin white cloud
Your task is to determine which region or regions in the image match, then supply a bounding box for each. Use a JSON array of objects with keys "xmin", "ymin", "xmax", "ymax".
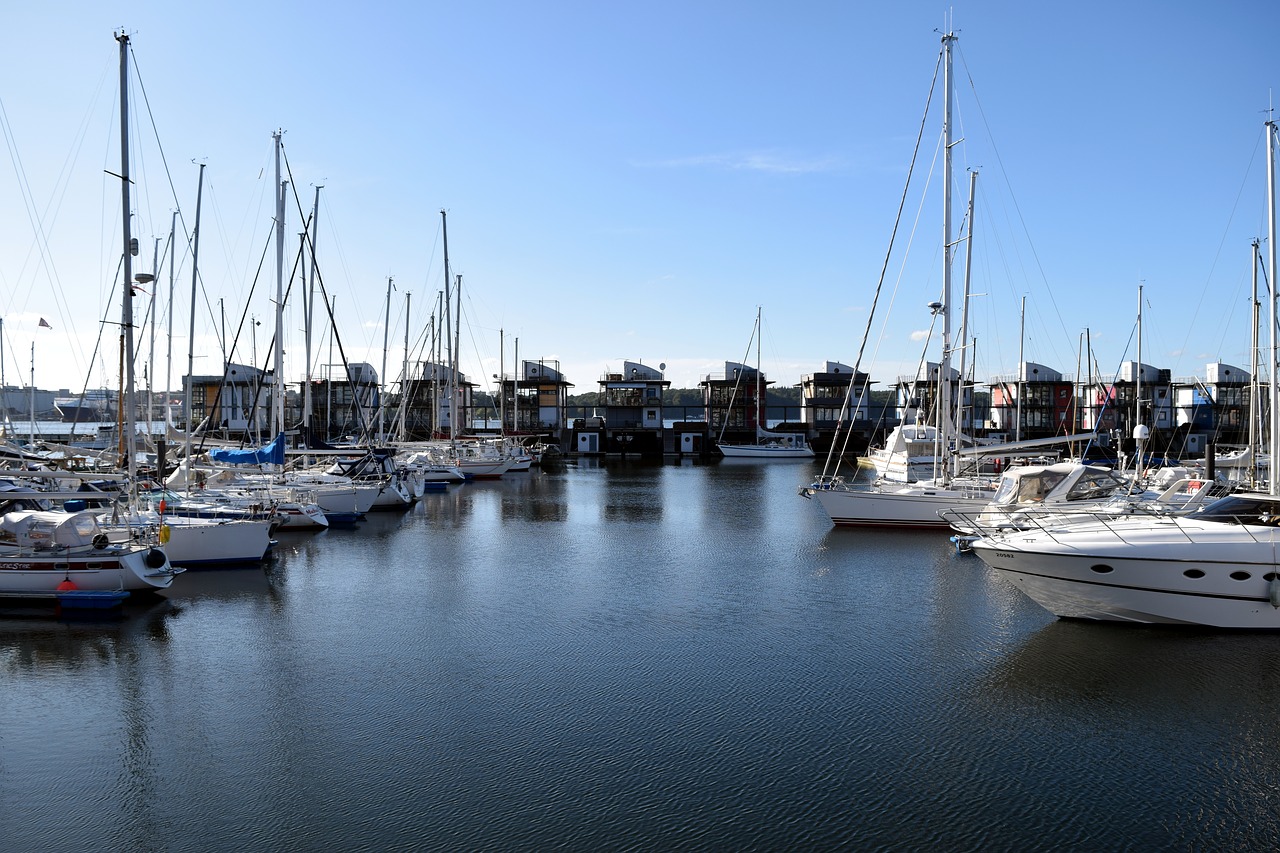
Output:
[
  {"xmin": 636, "ymin": 151, "xmax": 843, "ymax": 174},
  {"xmin": 910, "ymin": 329, "xmax": 930, "ymax": 342}
]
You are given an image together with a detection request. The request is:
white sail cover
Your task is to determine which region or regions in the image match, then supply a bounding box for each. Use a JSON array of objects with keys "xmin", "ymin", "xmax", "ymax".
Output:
[{"xmin": 0, "ymin": 510, "xmax": 102, "ymax": 548}]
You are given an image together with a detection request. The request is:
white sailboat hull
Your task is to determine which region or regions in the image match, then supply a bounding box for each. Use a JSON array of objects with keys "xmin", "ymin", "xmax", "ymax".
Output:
[
  {"xmin": 802, "ymin": 481, "xmax": 993, "ymax": 528},
  {"xmin": 455, "ymin": 458, "xmax": 514, "ymax": 479},
  {"xmin": 719, "ymin": 444, "xmax": 814, "ymax": 459},
  {"xmin": 104, "ymin": 513, "xmax": 273, "ymax": 568},
  {"xmin": 368, "ymin": 480, "xmax": 413, "ymax": 510},
  {"xmin": 161, "ymin": 518, "xmax": 273, "ymax": 567},
  {"xmin": 273, "ymin": 501, "xmax": 330, "ymax": 529},
  {"xmin": 0, "ymin": 547, "xmax": 177, "ymax": 592}
]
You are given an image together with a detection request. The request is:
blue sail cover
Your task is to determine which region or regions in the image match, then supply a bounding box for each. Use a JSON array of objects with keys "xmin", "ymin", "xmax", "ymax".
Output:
[{"xmin": 209, "ymin": 433, "xmax": 286, "ymax": 466}]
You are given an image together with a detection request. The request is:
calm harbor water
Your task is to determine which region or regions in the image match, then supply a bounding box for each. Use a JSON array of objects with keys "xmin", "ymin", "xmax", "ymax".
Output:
[{"xmin": 4, "ymin": 458, "xmax": 1280, "ymax": 851}]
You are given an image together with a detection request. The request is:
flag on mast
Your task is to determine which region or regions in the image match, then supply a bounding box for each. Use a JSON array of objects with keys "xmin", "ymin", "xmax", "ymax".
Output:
[{"xmin": 38, "ymin": 318, "xmax": 51, "ymax": 328}]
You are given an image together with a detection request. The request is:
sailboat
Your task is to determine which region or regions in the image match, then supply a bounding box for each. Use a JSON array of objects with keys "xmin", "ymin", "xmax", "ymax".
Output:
[
  {"xmin": 800, "ymin": 30, "xmax": 996, "ymax": 527},
  {"xmin": 0, "ymin": 32, "xmax": 184, "ymax": 594},
  {"xmin": 716, "ymin": 308, "xmax": 814, "ymax": 459},
  {"xmin": 98, "ymin": 36, "xmax": 275, "ymax": 567}
]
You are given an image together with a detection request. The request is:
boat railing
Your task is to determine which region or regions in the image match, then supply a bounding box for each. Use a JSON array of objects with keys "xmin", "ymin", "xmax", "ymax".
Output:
[{"xmin": 973, "ymin": 506, "xmax": 1280, "ymax": 548}]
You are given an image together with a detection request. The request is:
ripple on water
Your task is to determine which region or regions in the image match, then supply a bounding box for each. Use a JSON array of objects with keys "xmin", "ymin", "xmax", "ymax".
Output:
[{"xmin": 4, "ymin": 463, "xmax": 1280, "ymax": 851}]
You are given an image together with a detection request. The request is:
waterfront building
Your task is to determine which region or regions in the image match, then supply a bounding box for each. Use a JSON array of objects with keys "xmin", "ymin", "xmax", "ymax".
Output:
[
  {"xmin": 183, "ymin": 363, "xmax": 272, "ymax": 435},
  {"xmin": 1080, "ymin": 361, "xmax": 1172, "ymax": 437},
  {"xmin": 892, "ymin": 361, "xmax": 977, "ymax": 433},
  {"xmin": 1172, "ymin": 362, "xmax": 1251, "ymax": 456},
  {"xmin": 701, "ymin": 361, "xmax": 768, "ymax": 445},
  {"xmin": 987, "ymin": 362, "xmax": 1076, "ymax": 440},
  {"xmin": 592, "ymin": 360, "xmax": 669, "ymax": 455},
  {"xmin": 300, "ymin": 361, "xmax": 381, "ymax": 442},
  {"xmin": 516, "ymin": 359, "xmax": 573, "ymax": 435},
  {"xmin": 800, "ymin": 361, "xmax": 882, "ymax": 455},
  {"xmin": 397, "ymin": 361, "xmax": 478, "ymax": 440},
  {"xmin": 801, "ymin": 362, "xmax": 870, "ymax": 426}
]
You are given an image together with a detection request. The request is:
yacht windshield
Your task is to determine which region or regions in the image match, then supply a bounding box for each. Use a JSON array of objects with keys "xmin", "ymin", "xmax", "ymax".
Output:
[
  {"xmin": 1192, "ymin": 496, "xmax": 1280, "ymax": 525},
  {"xmin": 1064, "ymin": 470, "xmax": 1127, "ymax": 502}
]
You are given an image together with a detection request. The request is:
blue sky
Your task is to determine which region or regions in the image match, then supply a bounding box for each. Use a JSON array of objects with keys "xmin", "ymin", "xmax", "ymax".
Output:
[{"xmin": 0, "ymin": 2, "xmax": 1275, "ymax": 399}]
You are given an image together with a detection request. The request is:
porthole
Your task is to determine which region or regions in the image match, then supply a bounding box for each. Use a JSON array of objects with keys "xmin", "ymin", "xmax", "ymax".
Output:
[
  {"xmin": 1090, "ymin": 564, "xmax": 1114, "ymax": 574},
  {"xmin": 1184, "ymin": 569, "xmax": 1205, "ymax": 579},
  {"xmin": 1230, "ymin": 571, "xmax": 1252, "ymax": 581},
  {"xmin": 1266, "ymin": 573, "xmax": 1279, "ymax": 582}
]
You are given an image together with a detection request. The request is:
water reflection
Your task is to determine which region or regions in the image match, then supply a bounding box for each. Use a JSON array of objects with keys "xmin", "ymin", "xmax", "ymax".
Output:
[
  {"xmin": 500, "ymin": 470, "xmax": 571, "ymax": 523},
  {"xmin": 984, "ymin": 619, "xmax": 1280, "ymax": 707},
  {"xmin": 0, "ymin": 598, "xmax": 176, "ymax": 674},
  {"xmin": 7, "ymin": 459, "xmax": 1280, "ymax": 851},
  {"xmin": 599, "ymin": 460, "xmax": 664, "ymax": 525}
]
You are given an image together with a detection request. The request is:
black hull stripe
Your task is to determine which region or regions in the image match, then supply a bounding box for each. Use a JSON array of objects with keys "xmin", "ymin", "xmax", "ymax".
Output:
[
  {"xmin": 995, "ymin": 565, "xmax": 1271, "ymax": 604},
  {"xmin": 832, "ymin": 519, "xmax": 951, "ymax": 529}
]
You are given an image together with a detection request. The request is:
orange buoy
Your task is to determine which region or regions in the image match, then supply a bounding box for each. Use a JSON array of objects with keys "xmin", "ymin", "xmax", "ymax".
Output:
[{"xmin": 56, "ymin": 578, "xmax": 78, "ymax": 591}]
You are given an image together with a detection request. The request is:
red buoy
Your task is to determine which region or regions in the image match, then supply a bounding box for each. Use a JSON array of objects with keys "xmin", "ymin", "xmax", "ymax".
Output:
[{"xmin": 56, "ymin": 578, "xmax": 78, "ymax": 591}]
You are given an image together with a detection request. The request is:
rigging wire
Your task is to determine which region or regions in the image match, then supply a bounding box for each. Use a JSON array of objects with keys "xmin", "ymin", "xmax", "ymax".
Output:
[
  {"xmin": 818, "ymin": 42, "xmax": 944, "ymax": 481},
  {"xmin": 954, "ymin": 45, "xmax": 1072, "ymax": 369}
]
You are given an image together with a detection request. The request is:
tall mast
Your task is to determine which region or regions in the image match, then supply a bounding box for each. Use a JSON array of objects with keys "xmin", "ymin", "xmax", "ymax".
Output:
[
  {"xmin": 115, "ymin": 31, "xmax": 138, "ymax": 482},
  {"xmin": 304, "ymin": 185, "xmax": 322, "ymax": 436},
  {"xmin": 1268, "ymin": 116, "xmax": 1279, "ymax": 496},
  {"xmin": 147, "ymin": 237, "xmax": 159, "ymax": 429},
  {"xmin": 953, "ymin": 169, "xmax": 977, "ymax": 475},
  {"xmin": 165, "ymin": 211, "xmax": 176, "ymax": 418},
  {"xmin": 218, "ymin": 298, "xmax": 226, "ymax": 430},
  {"xmin": 1074, "ymin": 331, "xmax": 1083, "ymax": 438},
  {"xmin": 1135, "ymin": 282, "xmax": 1144, "ymax": 478},
  {"xmin": 430, "ymin": 297, "xmax": 439, "ymax": 436},
  {"xmin": 380, "ymin": 276, "xmax": 393, "ymax": 442},
  {"xmin": 938, "ymin": 29, "xmax": 956, "ymax": 484},
  {"xmin": 1016, "ymin": 296, "xmax": 1025, "ymax": 443},
  {"xmin": 28, "ymin": 343, "xmax": 34, "ymax": 447},
  {"xmin": 293, "ymin": 231, "xmax": 305, "ymax": 440},
  {"xmin": 326, "ymin": 296, "xmax": 335, "ymax": 438},
  {"xmin": 755, "ymin": 306, "xmax": 763, "ymax": 431},
  {"xmin": 0, "ymin": 317, "xmax": 5, "ymax": 436},
  {"xmin": 957, "ymin": 169, "xmax": 972, "ymax": 455},
  {"xmin": 273, "ymin": 130, "xmax": 286, "ymax": 437},
  {"xmin": 1086, "ymin": 327, "xmax": 1093, "ymax": 431},
  {"xmin": 398, "ymin": 291, "xmax": 410, "ymax": 443},
  {"xmin": 185, "ymin": 163, "xmax": 206, "ymax": 476},
  {"xmin": 1250, "ymin": 239, "xmax": 1261, "ymax": 489},
  {"xmin": 453, "ymin": 274, "xmax": 463, "ymax": 440},
  {"xmin": 441, "ymin": 210, "xmax": 453, "ymax": 441},
  {"xmin": 1136, "ymin": 283, "xmax": 1143, "ymax": 429}
]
